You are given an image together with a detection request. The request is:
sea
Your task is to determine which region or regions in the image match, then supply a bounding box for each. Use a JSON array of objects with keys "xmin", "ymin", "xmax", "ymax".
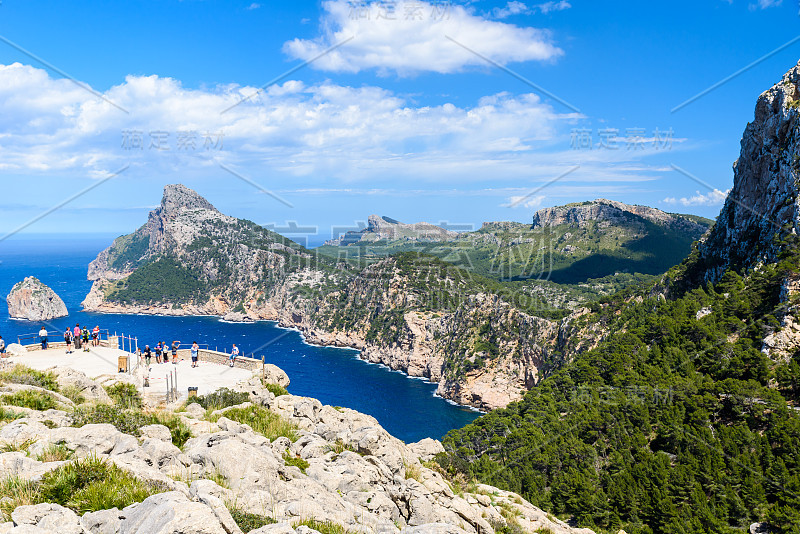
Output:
[{"xmin": 0, "ymin": 234, "xmax": 480, "ymax": 443}]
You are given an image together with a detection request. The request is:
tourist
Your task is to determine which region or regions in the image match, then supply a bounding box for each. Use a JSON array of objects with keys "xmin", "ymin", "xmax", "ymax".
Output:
[
  {"xmin": 92, "ymin": 325, "xmax": 100, "ymax": 346},
  {"xmin": 64, "ymin": 327, "xmax": 73, "ymax": 354},
  {"xmin": 155, "ymin": 342, "xmax": 163, "ymax": 364},
  {"xmin": 143, "ymin": 345, "xmax": 152, "ymax": 366},
  {"xmin": 171, "ymin": 340, "xmax": 180, "ymax": 364},
  {"xmin": 190, "ymin": 341, "xmax": 199, "ymax": 368},
  {"xmin": 82, "ymin": 327, "xmax": 90, "ymax": 352},
  {"xmin": 39, "ymin": 326, "xmax": 48, "ymax": 350},
  {"xmin": 73, "ymin": 323, "xmax": 82, "ymax": 351},
  {"xmin": 230, "ymin": 344, "xmax": 239, "ymax": 367},
  {"xmin": 0, "ymin": 336, "xmax": 5, "ymax": 355}
]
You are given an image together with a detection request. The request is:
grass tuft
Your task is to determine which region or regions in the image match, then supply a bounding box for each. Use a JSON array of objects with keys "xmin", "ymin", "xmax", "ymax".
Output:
[
  {"xmin": 104, "ymin": 383, "xmax": 142, "ymax": 410},
  {"xmin": 283, "ymin": 452, "xmax": 309, "ymax": 474},
  {"xmin": 186, "ymin": 387, "xmax": 249, "ymax": 412},
  {"xmin": 226, "ymin": 503, "xmax": 276, "ymax": 532},
  {"xmin": 209, "ymin": 405, "xmax": 299, "ymax": 442},
  {"xmin": 60, "ymin": 385, "xmax": 86, "ymax": 405},
  {"xmin": 1, "ymin": 390, "xmax": 58, "ymax": 411},
  {"xmin": 263, "ymin": 383, "xmax": 288, "ymax": 397},
  {"xmin": 72, "ymin": 404, "xmax": 192, "ymax": 448},
  {"xmin": 294, "ymin": 519, "xmax": 349, "ymax": 534},
  {"xmin": 36, "ymin": 444, "xmax": 73, "ymax": 462}
]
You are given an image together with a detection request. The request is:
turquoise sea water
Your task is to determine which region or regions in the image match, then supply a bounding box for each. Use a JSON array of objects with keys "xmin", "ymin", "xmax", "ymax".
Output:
[{"xmin": 0, "ymin": 235, "xmax": 480, "ymax": 442}]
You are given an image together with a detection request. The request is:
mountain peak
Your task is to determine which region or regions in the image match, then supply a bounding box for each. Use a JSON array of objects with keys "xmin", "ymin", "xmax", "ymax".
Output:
[{"xmin": 161, "ymin": 184, "xmax": 216, "ymax": 214}]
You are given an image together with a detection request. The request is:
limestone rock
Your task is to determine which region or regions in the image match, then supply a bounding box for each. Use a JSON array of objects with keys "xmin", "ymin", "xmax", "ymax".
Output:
[
  {"xmin": 407, "ymin": 439, "xmax": 444, "ymax": 462},
  {"xmin": 11, "ymin": 503, "xmax": 84, "ymax": 534},
  {"xmin": 49, "ymin": 367, "xmax": 112, "ymax": 404},
  {"xmin": 6, "ymin": 277, "xmax": 67, "ymax": 321},
  {"xmin": 6, "ymin": 344, "xmax": 27, "ymax": 357},
  {"xmin": 262, "ymin": 365, "xmax": 290, "ymax": 388},
  {"xmin": 118, "ymin": 491, "xmax": 229, "ymax": 533}
]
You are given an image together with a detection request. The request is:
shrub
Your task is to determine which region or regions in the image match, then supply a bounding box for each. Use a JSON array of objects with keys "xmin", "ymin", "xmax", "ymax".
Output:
[
  {"xmin": 0, "ymin": 456, "xmax": 162, "ymax": 518},
  {"xmin": 105, "ymin": 382, "xmax": 143, "ymax": 410},
  {"xmin": 282, "ymin": 452, "xmax": 309, "ymax": 474},
  {"xmin": 0, "ymin": 366, "xmax": 59, "ymax": 392},
  {"xmin": 264, "ymin": 383, "xmax": 288, "ymax": 397},
  {"xmin": 38, "ymin": 456, "xmax": 161, "ymax": 514},
  {"xmin": 0, "ymin": 438, "xmax": 36, "ymax": 454},
  {"xmin": 210, "ymin": 406, "xmax": 299, "ymax": 441},
  {"xmin": 60, "ymin": 385, "xmax": 86, "ymax": 405},
  {"xmin": 1, "ymin": 390, "xmax": 58, "ymax": 411},
  {"xmin": 187, "ymin": 388, "xmax": 249, "ymax": 411}
]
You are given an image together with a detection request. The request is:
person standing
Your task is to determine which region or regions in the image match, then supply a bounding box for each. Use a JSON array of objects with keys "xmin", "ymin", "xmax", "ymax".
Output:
[
  {"xmin": 171, "ymin": 341, "xmax": 180, "ymax": 364},
  {"xmin": 82, "ymin": 327, "xmax": 90, "ymax": 352},
  {"xmin": 39, "ymin": 326, "xmax": 48, "ymax": 350},
  {"xmin": 64, "ymin": 327, "xmax": 73, "ymax": 354},
  {"xmin": 190, "ymin": 341, "xmax": 199, "ymax": 368},
  {"xmin": 0, "ymin": 336, "xmax": 5, "ymax": 355},
  {"xmin": 230, "ymin": 344, "xmax": 239, "ymax": 367},
  {"xmin": 73, "ymin": 324, "xmax": 82, "ymax": 351},
  {"xmin": 155, "ymin": 342, "xmax": 162, "ymax": 364},
  {"xmin": 92, "ymin": 325, "xmax": 100, "ymax": 347},
  {"xmin": 143, "ymin": 345, "xmax": 152, "ymax": 366}
]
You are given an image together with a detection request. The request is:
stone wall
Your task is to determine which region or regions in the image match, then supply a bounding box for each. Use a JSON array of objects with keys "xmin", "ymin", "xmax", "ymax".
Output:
[{"xmin": 172, "ymin": 348, "xmax": 262, "ymax": 371}]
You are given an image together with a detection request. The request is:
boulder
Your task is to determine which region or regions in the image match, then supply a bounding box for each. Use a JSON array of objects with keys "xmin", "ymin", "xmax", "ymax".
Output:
[
  {"xmin": 49, "ymin": 368, "xmax": 112, "ymax": 404},
  {"xmin": 81, "ymin": 507, "xmax": 124, "ymax": 534},
  {"xmin": 262, "ymin": 365, "xmax": 290, "ymax": 388},
  {"xmin": 11, "ymin": 503, "xmax": 84, "ymax": 534},
  {"xmin": 407, "ymin": 439, "xmax": 444, "ymax": 462},
  {"xmin": 118, "ymin": 491, "xmax": 229, "ymax": 533},
  {"xmin": 6, "ymin": 277, "xmax": 67, "ymax": 321},
  {"xmin": 6, "ymin": 344, "xmax": 27, "ymax": 357},
  {"xmin": 185, "ymin": 403, "xmax": 206, "ymax": 419},
  {"xmin": 139, "ymin": 425, "xmax": 172, "ymax": 442}
]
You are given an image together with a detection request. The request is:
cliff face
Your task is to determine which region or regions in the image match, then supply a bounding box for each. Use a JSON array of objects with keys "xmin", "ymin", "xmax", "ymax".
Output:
[
  {"xmin": 698, "ymin": 61, "xmax": 800, "ymax": 278},
  {"xmin": 6, "ymin": 276, "xmax": 68, "ymax": 321}
]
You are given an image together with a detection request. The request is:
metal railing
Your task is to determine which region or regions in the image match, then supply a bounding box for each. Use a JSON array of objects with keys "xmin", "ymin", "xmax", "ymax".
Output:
[{"xmin": 17, "ymin": 329, "xmax": 112, "ymax": 345}]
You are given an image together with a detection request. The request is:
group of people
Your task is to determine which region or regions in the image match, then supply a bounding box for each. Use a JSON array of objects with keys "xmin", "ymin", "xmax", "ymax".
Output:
[
  {"xmin": 59, "ymin": 324, "xmax": 101, "ymax": 353},
  {"xmin": 140, "ymin": 341, "xmax": 181, "ymax": 366},
  {"xmin": 139, "ymin": 341, "xmax": 241, "ymax": 368}
]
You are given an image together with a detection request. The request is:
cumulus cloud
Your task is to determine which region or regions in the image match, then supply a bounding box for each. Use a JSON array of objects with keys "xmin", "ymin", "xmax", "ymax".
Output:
[
  {"xmin": 535, "ymin": 1, "xmax": 571, "ymax": 14},
  {"xmin": 282, "ymin": 0, "xmax": 563, "ymax": 75},
  {"xmin": 0, "ymin": 62, "xmax": 581, "ymax": 181},
  {"xmin": 663, "ymin": 189, "xmax": 729, "ymax": 207},
  {"xmin": 750, "ymin": 0, "xmax": 782, "ymax": 9}
]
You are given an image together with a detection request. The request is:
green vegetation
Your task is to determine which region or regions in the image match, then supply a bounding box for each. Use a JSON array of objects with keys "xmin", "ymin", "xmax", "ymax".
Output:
[
  {"xmin": 108, "ymin": 232, "xmax": 150, "ymax": 270},
  {"xmin": 36, "ymin": 444, "xmax": 73, "ymax": 462},
  {"xmin": 186, "ymin": 387, "xmax": 249, "ymax": 411},
  {"xmin": 226, "ymin": 505, "xmax": 276, "ymax": 532},
  {"xmin": 0, "ymin": 456, "xmax": 162, "ymax": 519},
  {"xmin": 107, "ymin": 257, "xmax": 208, "ymax": 305},
  {"xmin": 60, "ymin": 385, "xmax": 86, "ymax": 405},
  {"xmin": 283, "ymin": 452, "xmax": 310, "ymax": 474},
  {"xmin": 209, "ymin": 405, "xmax": 299, "ymax": 442},
  {"xmin": 0, "ymin": 365, "xmax": 59, "ymax": 392},
  {"xmin": 294, "ymin": 519, "xmax": 349, "ymax": 534},
  {"xmin": 1, "ymin": 390, "xmax": 59, "ymax": 411},
  {"xmin": 104, "ymin": 382, "xmax": 143, "ymax": 409},
  {"xmin": 440, "ymin": 240, "xmax": 800, "ymax": 533},
  {"xmin": 264, "ymin": 382, "xmax": 288, "ymax": 397}
]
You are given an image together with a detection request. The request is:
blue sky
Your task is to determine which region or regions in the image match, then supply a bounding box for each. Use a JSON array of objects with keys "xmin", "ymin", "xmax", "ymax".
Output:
[{"xmin": 0, "ymin": 0, "xmax": 797, "ymax": 244}]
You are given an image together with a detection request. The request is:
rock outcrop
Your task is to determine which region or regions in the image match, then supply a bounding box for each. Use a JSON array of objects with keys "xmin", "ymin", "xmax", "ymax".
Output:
[
  {"xmin": 324, "ymin": 215, "xmax": 458, "ymax": 246},
  {"xmin": 0, "ymin": 367, "xmax": 594, "ymax": 534},
  {"xmin": 6, "ymin": 277, "xmax": 67, "ymax": 321}
]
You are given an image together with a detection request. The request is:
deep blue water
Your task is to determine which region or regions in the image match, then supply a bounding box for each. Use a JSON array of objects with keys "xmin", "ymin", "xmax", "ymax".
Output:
[{"xmin": 0, "ymin": 235, "xmax": 480, "ymax": 442}]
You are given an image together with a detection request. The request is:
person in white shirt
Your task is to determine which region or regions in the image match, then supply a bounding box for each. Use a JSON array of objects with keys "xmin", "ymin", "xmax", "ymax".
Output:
[{"xmin": 38, "ymin": 327, "xmax": 48, "ymax": 350}]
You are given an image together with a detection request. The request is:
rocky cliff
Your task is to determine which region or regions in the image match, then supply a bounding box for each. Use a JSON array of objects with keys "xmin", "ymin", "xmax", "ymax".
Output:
[
  {"xmin": 6, "ymin": 277, "xmax": 68, "ymax": 321},
  {"xmin": 325, "ymin": 215, "xmax": 458, "ymax": 246},
  {"xmin": 0, "ymin": 364, "xmax": 594, "ymax": 534}
]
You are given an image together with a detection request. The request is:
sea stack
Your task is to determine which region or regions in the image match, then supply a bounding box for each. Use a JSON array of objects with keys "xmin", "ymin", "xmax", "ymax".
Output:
[{"xmin": 6, "ymin": 276, "xmax": 68, "ymax": 321}]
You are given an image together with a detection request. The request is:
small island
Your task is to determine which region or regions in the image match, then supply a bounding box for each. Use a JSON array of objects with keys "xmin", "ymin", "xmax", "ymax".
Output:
[{"xmin": 6, "ymin": 276, "xmax": 68, "ymax": 321}]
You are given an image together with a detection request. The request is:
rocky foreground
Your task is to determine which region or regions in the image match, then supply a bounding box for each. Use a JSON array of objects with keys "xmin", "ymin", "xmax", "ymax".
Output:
[
  {"xmin": 0, "ymin": 364, "xmax": 593, "ymax": 534},
  {"xmin": 6, "ymin": 277, "xmax": 67, "ymax": 322}
]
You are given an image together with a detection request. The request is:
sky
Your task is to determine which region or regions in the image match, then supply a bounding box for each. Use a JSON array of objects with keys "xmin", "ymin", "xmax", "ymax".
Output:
[{"xmin": 0, "ymin": 0, "xmax": 798, "ymax": 245}]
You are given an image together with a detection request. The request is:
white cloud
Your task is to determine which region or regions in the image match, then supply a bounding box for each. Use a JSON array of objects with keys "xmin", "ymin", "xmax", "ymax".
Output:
[
  {"xmin": 663, "ymin": 189, "xmax": 729, "ymax": 207},
  {"xmin": 503, "ymin": 194, "xmax": 546, "ymax": 209},
  {"xmin": 536, "ymin": 1, "xmax": 571, "ymax": 14},
  {"xmin": 283, "ymin": 0, "xmax": 563, "ymax": 75},
  {"xmin": 749, "ymin": 0, "xmax": 782, "ymax": 9},
  {"xmin": 493, "ymin": 1, "xmax": 530, "ymax": 18},
  {"xmin": 246, "ymin": 2, "xmax": 261, "ymax": 9}
]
